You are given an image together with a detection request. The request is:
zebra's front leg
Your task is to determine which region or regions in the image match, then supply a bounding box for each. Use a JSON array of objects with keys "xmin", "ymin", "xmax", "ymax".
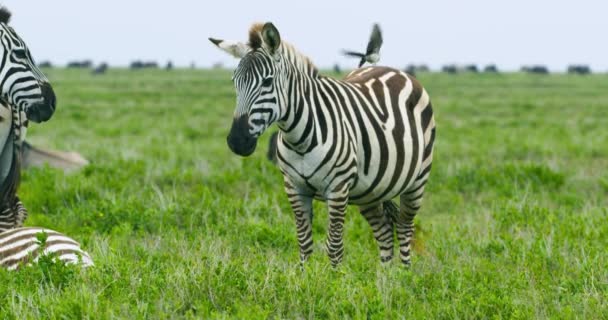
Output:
[
  {"xmin": 326, "ymin": 192, "xmax": 349, "ymax": 266},
  {"xmin": 285, "ymin": 183, "xmax": 314, "ymax": 263}
]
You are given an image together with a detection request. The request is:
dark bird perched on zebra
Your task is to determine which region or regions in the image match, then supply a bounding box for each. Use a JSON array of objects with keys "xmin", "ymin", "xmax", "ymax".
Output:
[
  {"xmin": 342, "ymin": 23, "xmax": 383, "ymax": 68},
  {"xmin": 0, "ymin": 227, "xmax": 93, "ymax": 270},
  {"xmin": 210, "ymin": 22, "xmax": 436, "ymax": 266}
]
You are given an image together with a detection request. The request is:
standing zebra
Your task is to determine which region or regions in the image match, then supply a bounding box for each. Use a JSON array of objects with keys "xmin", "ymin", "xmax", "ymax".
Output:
[{"xmin": 210, "ymin": 22, "xmax": 435, "ymax": 266}]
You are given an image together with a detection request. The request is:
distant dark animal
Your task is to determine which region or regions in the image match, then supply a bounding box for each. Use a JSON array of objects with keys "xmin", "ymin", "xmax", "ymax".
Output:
[
  {"xmin": 38, "ymin": 61, "xmax": 53, "ymax": 68},
  {"xmin": 416, "ymin": 65, "xmax": 430, "ymax": 72},
  {"xmin": 332, "ymin": 64, "xmax": 342, "ymax": 75},
  {"xmin": 130, "ymin": 60, "xmax": 158, "ymax": 70},
  {"xmin": 404, "ymin": 64, "xmax": 430, "ymax": 76},
  {"xmin": 342, "ymin": 23, "xmax": 382, "ymax": 67},
  {"xmin": 464, "ymin": 65, "xmax": 478, "ymax": 73},
  {"xmin": 211, "ymin": 22, "xmax": 435, "ymax": 266},
  {"xmin": 521, "ymin": 65, "xmax": 549, "ymax": 74},
  {"xmin": 484, "ymin": 64, "xmax": 498, "ymax": 73},
  {"xmin": 67, "ymin": 60, "xmax": 93, "ymax": 69},
  {"xmin": 442, "ymin": 64, "xmax": 458, "ymax": 74},
  {"xmin": 567, "ymin": 65, "xmax": 591, "ymax": 75},
  {"xmin": 92, "ymin": 62, "xmax": 108, "ymax": 75},
  {"xmin": 404, "ymin": 65, "xmax": 416, "ymax": 77}
]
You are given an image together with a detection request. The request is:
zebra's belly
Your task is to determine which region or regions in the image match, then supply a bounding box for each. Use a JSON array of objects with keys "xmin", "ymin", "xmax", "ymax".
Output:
[
  {"xmin": 278, "ymin": 143, "xmax": 423, "ymax": 206},
  {"xmin": 348, "ymin": 170, "xmax": 413, "ymax": 205}
]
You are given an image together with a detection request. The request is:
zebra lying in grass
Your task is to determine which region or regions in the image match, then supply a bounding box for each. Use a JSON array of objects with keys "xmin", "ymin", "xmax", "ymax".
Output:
[
  {"xmin": 210, "ymin": 22, "xmax": 435, "ymax": 266},
  {"xmin": 0, "ymin": 6, "xmax": 92, "ymax": 270},
  {"xmin": 0, "ymin": 227, "xmax": 93, "ymax": 271}
]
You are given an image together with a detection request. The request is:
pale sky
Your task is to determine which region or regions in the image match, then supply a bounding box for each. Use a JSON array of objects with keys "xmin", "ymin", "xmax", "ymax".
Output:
[{"xmin": 4, "ymin": 0, "xmax": 607, "ymax": 72}]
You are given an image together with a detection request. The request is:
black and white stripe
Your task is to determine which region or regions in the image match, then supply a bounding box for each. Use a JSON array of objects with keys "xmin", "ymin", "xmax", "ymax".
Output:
[
  {"xmin": 0, "ymin": 227, "xmax": 93, "ymax": 270},
  {"xmin": 211, "ymin": 22, "xmax": 435, "ymax": 266}
]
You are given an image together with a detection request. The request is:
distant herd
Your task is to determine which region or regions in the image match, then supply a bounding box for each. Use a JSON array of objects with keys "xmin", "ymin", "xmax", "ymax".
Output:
[{"xmin": 38, "ymin": 60, "xmax": 596, "ymax": 75}]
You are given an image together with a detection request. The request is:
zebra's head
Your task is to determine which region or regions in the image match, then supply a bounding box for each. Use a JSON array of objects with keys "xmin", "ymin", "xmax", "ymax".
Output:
[
  {"xmin": 210, "ymin": 22, "xmax": 284, "ymax": 157},
  {"xmin": 0, "ymin": 8, "xmax": 56, "ymax": 124}
]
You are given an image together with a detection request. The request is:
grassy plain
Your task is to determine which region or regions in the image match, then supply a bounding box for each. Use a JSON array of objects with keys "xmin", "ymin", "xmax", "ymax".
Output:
[{"xmin": 1, "ymin": 68, "xmax": 607, "ymax": 318}]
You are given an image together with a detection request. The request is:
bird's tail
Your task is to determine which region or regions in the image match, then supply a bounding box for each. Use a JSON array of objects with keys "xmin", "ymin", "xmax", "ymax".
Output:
[{"xmin": 342, "ymin": 50, "xmax": 365, "ymax": 58}]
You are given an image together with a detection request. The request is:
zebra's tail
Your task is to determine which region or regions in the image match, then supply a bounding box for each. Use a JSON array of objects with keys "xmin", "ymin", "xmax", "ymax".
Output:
[
  {"xmin": 383, "ymin": 200, "xmax": 399, "ymax": 223},
  {"xmin": 267, "ymin": 131, "xmax": 279, "ymax": 164}
]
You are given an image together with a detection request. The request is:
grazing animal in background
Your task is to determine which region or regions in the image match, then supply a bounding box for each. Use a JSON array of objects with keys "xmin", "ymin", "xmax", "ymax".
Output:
[
  {"xmin": 0, "ymin": 227, "xmax": 93, "ymax": 270},
  {"xmin": 521, "ymin": 65, "xmax": 549, "ymax": 74},
  {"xmin": 92, "ymin": 62, "xmax": 108, "ymax": 75},
  {"xmin": 484, "ymin": 64, "xmax": 498, "ymax": 73},
  {"xmin": 464, "ymin": 64, "xmax": 478, "ymax": 73},
  {"xmin": 342, "ymin": 23, "xmax": 383, "ymax": 67},
  {"xmin": 210, "ymin": 22, "xmax": 435, "ymax": 266},
  {"xmin": 130, "ymin": 60, "xmax": 159, "ymax": 70},
  {"xmin": 38, "ymin": 61, "xmax": 53, "ymax": 68},
  {"xmin": 66, "ymin": 60, "xmax": 92, "ymax": 69},
  {"xmin": 567, "ymin": 65, "xmax": 591, "ymax": 75},
  {"xmin": 442, "ymin": 64, "xmax": 458, "ymax": 74}
]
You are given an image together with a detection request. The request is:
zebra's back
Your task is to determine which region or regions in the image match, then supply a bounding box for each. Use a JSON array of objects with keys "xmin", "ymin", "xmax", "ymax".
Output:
[
  {"xmin": 342, "ymin": 66, "xmax": 435, "ymax": 205},
  {"xmin": 0, "ymin": 227, "xmax": 93, "ymax": 271}
]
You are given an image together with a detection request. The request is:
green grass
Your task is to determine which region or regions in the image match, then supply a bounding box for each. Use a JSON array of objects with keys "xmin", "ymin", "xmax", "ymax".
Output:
[{"xmin": 1, "ymin": 68, "xmax": 607, "ymax": 318}]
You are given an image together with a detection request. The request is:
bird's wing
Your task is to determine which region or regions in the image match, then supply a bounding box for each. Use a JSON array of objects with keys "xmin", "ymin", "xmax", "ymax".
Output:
[
  {"xmin": 342, "ymin": 50, "xmax": 366, "ymax": 58},
  {"xmin": 366, "ymin": 23, "xmax": 383, "ymax": 55}
]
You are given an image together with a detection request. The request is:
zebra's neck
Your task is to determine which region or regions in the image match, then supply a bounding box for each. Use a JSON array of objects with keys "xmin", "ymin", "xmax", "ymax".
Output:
[{"xmin": 276, "ymin": 68, "xmax": 333, "ymax": 154}]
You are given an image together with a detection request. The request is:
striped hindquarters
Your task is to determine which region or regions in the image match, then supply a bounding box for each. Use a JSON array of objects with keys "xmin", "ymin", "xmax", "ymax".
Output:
[{"xmin": 0, "ymin": 227, "xmax": 93, "ymax": 271}]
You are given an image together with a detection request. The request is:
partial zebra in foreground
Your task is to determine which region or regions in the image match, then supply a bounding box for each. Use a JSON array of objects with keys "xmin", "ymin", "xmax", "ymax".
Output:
[
  {"xmin": 211, "ymin": 22, "xmax": 435, "ymax": 266},
  {"xmin": 0, "ymin": 7, "xmax": 92, "ymax": 271},
  {"xmin": 0, "ymin": 227, "xmax": 93, "ymax": 271}
]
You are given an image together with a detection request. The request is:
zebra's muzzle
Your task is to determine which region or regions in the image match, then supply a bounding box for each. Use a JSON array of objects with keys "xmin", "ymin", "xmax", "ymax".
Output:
[
  {"xmin": 227, "ymin": 115, "xmax": 258, "ymax": 157},
  {"xmin": 26, "ymin": 82, "xmax": 56, "ymax": 123}
]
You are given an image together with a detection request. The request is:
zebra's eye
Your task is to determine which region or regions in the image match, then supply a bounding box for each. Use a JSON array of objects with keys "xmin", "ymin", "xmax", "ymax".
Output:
[
  {"xmin": 261, "ymin": 77, "xmax": 273, "ymax": 87},
  {"xmin": 12, "ymin": 49, "xmax": 27, "ymax": 60}
]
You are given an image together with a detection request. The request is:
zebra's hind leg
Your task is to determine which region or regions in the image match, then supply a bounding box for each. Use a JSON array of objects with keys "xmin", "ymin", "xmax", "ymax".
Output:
[
  {"xmin": 359, "ymin": 202, "xmax": 394, "ymax": 263},
  {"xmin": 397, "ymin": 184, "xmax": 427, "ymax": 266}
]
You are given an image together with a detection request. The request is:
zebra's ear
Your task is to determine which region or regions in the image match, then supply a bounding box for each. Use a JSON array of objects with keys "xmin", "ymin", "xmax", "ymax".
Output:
[
  {"xmin": 262, "ymin": 22, "xmax": 281, "ymax": 54},
  {"xmin": 208, "ymin": 38, "xmax": 250, "ymax": 59}
]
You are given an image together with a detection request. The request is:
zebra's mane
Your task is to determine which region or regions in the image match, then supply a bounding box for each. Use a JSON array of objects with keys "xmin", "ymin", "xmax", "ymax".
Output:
[
  {"xmin": 248, "ymin": 23, "xmax": 318, "ymax": 76},
  {"xmin": 0, "ymin": 7, "xmax": 10, "ymax": 24}
]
